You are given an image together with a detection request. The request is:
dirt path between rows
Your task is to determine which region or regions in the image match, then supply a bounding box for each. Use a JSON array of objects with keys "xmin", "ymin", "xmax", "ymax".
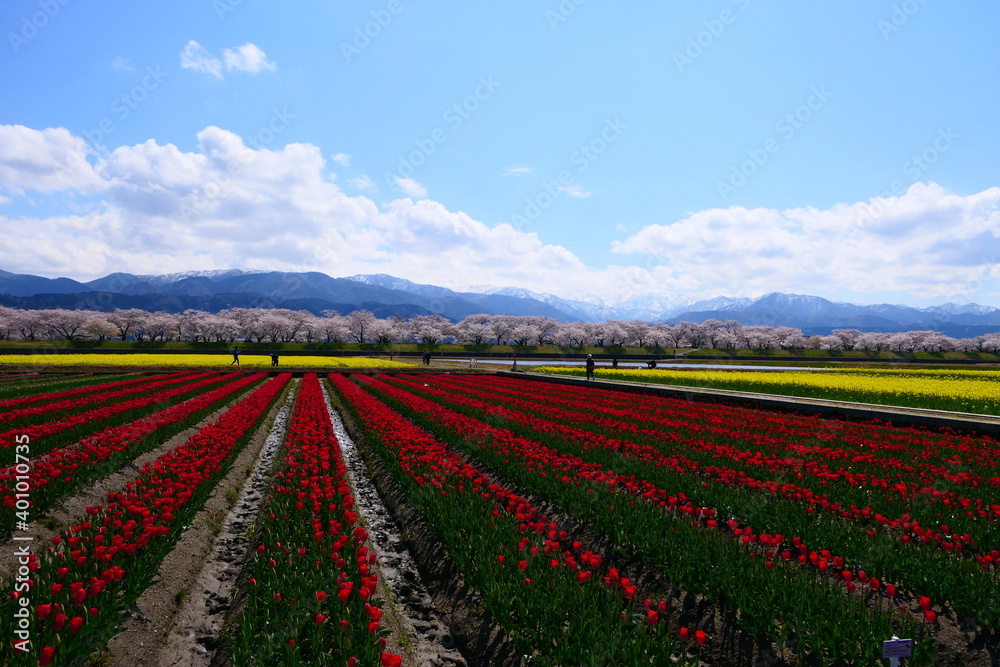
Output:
[
  {"xmin": 102, "ymin": 379, "xmax": 294, "ymax": 666},
  {"xmin": 329, "ymin": 387, "xmax": 524, "ymax": 667},
  {"xmin": 322, "ymin": 382, "xmax": 466, "ymax": 667},
  {"xmin": 151, "ymin": 380, "xmax": 297, "ymax": 666}
]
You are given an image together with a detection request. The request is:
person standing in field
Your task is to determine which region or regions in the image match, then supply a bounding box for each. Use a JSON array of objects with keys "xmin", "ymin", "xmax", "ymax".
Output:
[
  {"xmin": 231, "ymin": 347, "xmax": 240, "ymax": 366},
  {"xmin": 270, "ymin": 353, "xmax": 279, "ymax": 367},
  {"xmin": 586, "ymin": 354, "xmax": 595, "ymax": 381}
]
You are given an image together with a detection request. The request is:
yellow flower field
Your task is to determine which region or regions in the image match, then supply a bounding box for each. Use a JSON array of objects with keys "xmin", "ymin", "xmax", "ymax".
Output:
[
  {"xmin": 0, "ymin": 354, "xmax": 414, "ymax": 368},
  {"xmin": 532, "ymin": 365, "xmax": 1000, "ymax": 415}
]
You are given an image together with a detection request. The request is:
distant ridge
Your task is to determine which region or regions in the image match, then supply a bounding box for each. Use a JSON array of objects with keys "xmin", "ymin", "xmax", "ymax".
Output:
[{"xmin": 2, "ymin": 268, "xmax": 1000, "ymax": 335}]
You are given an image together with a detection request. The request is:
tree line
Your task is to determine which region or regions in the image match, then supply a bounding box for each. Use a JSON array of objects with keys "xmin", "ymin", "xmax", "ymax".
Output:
[{"xmin": 1, "ymin": 306, "xmax": 998, "ymax": 353}]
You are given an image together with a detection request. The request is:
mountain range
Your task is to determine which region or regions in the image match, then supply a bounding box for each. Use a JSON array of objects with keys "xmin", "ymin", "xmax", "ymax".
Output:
[{"xmin": 1, "ymin": 268, "xmax": 999, "ymax": 337}]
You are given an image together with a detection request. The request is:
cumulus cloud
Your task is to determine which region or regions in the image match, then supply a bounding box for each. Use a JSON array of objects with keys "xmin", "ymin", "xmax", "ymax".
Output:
[
  {"xmin": 3, "ymin": 122, "xmax": 998, "ymax": 307},
  {"xmin": 222, "ymin": 43, "xmax": 276, "ymax": 74},
  {"xmin": 0, "ymin": 125, "xmax": 103, "ymax": 194},
  {"xmin": 330, "ymin": 153, "xmax": 351, "ymax": 166},
  {"xmin": 0, "ymin": 124, "xmax": 596, "ymax": 297},
  {"xmin": 393, "ymin": 177, "xmax": 427, "ymax": 198},
  {"xmin": 180, "ymin": 40, "xmax": 223, "ymax": 79},
  {"xmin": 612, "ymin": 183, "xmax": 1000, "ymax": 301}
]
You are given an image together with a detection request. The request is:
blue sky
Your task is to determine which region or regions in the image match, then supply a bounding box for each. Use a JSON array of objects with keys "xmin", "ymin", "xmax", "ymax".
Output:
[{"xmin": 1, "ymin": 1, "xmax": 998, "ymax": 309}]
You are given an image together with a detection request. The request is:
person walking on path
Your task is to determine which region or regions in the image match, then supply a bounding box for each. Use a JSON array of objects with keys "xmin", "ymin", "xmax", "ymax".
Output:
[
  {"xmin": 231, "ymin": 347, "xmax": 240, "ymax": 366},
  {"xmin": 586, "ymin": 354, "xmax": 595, "ymax": 381},
  {"xmin": 422, "ymin": 352, "xmax": 431, "ymax": 366},
  {"xmin": 270, "ymin": 353, "xmax": 279, "ymax": 367}
]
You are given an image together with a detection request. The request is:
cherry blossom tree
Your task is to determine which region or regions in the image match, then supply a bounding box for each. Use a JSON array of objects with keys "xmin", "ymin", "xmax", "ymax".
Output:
[
  {"xmin": 489, "ymin": 315, "xmax": 515, "ymax": 345},
  {"xmin": 319, "ymin": 311, "xmax": 351, "ymax": 343},
  {"xmin": 347, "ymin": 310, "xmax": 376, "ymax": 343},
  {"xmin": 411, "ymin": 314, "xmax": 452, "ymax": 344},
  {"xmin": 45, "ymin": 309, "xmax": 90, "ymax": 340},
  {"xmin": 510, "ymin": 321, "xmax": 541, "ymax": 347},
  {"xmin": 83, "ymin": 316, "xmax": 118, "ymax": 341},
  {"xmin": 453, "ymin": 315, "xmax": 492, "ymax": 345},
  {"xmin": 107, "ymin": 308, "xmax": 147, "ymax": 341}
]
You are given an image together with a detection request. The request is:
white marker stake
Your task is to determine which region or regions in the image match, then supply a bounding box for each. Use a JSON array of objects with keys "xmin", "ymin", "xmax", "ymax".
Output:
[{"xmin": 883, "ymin": 636, "xmax": 913, "ymax": 666}]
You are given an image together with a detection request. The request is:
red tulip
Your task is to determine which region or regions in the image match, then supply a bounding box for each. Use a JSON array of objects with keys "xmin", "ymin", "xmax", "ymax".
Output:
[
  {"xmin": 679, "ymin": 627, "xmax": 689, "ymax": 641},
  {"xmin": 924, "ymin": 609, "xmax": 937, "ymax": 623},
  {"xmin": 314, "ymin": 614, "xmax": 325, "ymax": 625},
  {"xmin": 39, "ymin": 647, "xmax": 56, "ymax": 666},
  {"xmin": 69, "ymin": 617, "xmax": 84, "ymax": 634},
  {"xmin": 695, "ymin": 630, "xmax": 707, "ymax": 646},
  {"xmin": 919, "ymin": 596, "xmax": 932, "ymax": 611},
  {"xmin": 53, "ymin": 613, "xmax": 67, "ymax": 631}
]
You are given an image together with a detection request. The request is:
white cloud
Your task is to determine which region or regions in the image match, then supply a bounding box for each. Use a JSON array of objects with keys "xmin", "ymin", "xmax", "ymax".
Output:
[
  {"xmin": 0, "ymin": 194, "xmax": 11, "ymax": 205},
  {"xmin": 222, "ymin": 43, "xmax": 276, "ymax": 74},
  {"xmin": 330, "ymin": 153, "xmax": 351, "ymax": 166},
  {"xmin": 394, "ymin": 177, "xmax": 427, "ymax": 198},
  {"xmin": 503, "ymin": 166, "xmax": 533, "ymax": 176},
  {"xmin": 180, "ymin": 40, "xmax": 223, "ymax": 79},
  {"xmin": 181, "ymin": 41, "xmax": 275, "ymax": 79},
  {"xmin": 112, "ymin": 56, "xmax": 132, "ymax": 72},
  {"xmin": 612, "ymin": 182, "xmax": 1000, "ymax": 301},
  {"xmin": 0, "ymin": 125, "xmax": 103, "ymax": 194},
  {"xmin": 3, "ymin": 122, "xmax": 999, "ymax": 308},
  {"xmin": 349, "ymin": 175, "xmax": 376, "ymax": 191},
  {"xmin": 556, "ymin": 184, "xmax": 591, "ymax": 198},
  {"xmin": 0, "ymin": 124, "xmax": 591, "ymax": 295}
]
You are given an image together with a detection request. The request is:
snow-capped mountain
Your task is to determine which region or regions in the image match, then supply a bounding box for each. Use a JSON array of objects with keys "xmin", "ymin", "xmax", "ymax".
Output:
[{"xmin": 4, "ymin": 268, "xmax": 1000, "ymax": 335}]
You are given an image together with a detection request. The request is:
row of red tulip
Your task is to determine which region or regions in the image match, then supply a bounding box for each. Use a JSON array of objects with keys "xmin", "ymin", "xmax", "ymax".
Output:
[
  {"xmin": 1, "ymin": 372, "xmax": 220, "ymax": 458},
  {"xmin": 3, "ymin": 373, "xmax": 290, "ymax": 666},
  {"xmin": 363, "ymin": 373, "xmax": 928, "ymax": 662},
  {"xmin": 0, "ymin": 373, "xmax": 166, "ymax": 413},
  {"xmin": 0, "ymin": 372, "xmax": 265, "ymax": 534},
  {"xmin": 1, "ymin": 372, "xmax": 199, "ymax": 428},
  {"xmin": 332, "ymin": 373, "xmax": 715, "ymax": 665},
  {"xmin": 430, "ymin": 373, "xmax": 998, "ymax": 546},
  {"xmin": 407, "ymin": 373, "xmax": 999, "ymax": 620},
  {"xmin": 228, "ymin": 373, "xmax": 401, "ymax": 666}
]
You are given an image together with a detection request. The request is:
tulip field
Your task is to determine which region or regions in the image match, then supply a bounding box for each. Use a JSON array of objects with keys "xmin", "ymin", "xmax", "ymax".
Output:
[
  {"xmin": 2, "ymin": 369, "xmax": 999, "ymax": 665},
  {"xmin": 534, "ymin": 365, "xmax": 1000, "ymax": 415},
  {"xmin": 0, "ymin": 354, "xmax": 413, "ymax": 368}
]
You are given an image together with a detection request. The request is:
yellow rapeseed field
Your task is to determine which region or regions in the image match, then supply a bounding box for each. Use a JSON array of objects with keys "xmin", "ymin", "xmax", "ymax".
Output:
[
  {"xmin": 532, "ymin": 365, "xmax": 1000, "ymax": 415},
  {"xmin": 0, "ymin": 354, "xmax": 414, "ymax": 368}
]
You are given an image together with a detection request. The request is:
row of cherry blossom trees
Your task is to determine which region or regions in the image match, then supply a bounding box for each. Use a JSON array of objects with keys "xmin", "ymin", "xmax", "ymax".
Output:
[{"xmin": 1, "ymin": 306, "xmax": 999, "ymax": 353}]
